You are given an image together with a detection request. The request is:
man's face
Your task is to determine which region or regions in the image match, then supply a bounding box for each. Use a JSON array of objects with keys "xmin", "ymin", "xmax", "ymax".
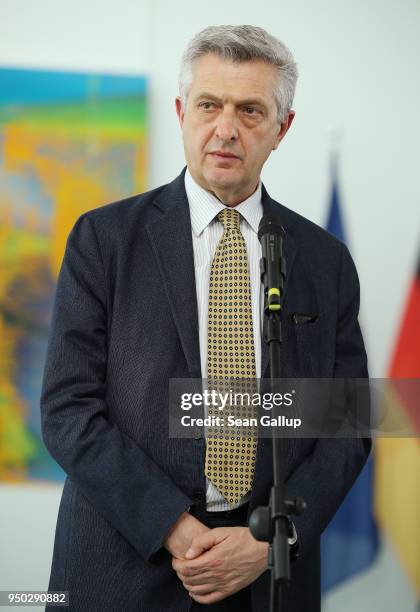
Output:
[{"xmin": 176, "ymin": 53, "xmax": 294, "ymax": 205}]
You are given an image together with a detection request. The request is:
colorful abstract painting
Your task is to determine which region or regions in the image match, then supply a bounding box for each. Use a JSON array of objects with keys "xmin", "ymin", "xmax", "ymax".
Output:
[{"xmin": 0, "ymin": 67, "xmax": 148, "ymax": 482}]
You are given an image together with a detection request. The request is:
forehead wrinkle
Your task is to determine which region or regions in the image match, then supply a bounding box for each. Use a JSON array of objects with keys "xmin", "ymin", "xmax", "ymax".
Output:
[{"xmin": 190, "ymin": 57, "xmax": 276, "ymax": 88}]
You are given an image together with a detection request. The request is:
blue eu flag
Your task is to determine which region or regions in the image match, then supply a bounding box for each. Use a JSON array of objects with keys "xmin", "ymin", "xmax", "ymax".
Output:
[{"xmin": 321, "ymin": 155, "xmax": 379, "ymax": 590}]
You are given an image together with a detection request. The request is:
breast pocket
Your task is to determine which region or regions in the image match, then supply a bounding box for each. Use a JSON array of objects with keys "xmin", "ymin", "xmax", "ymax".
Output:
[{"xmin": 292, "ymin": 313, "xmax": 324, "ymax": 377}]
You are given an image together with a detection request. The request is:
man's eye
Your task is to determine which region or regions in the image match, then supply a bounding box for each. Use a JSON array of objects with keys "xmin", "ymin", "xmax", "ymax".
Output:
[
  {"xmin": 198, "ymin": 101, "xmax": 215, "ymax": 110},
  {"xmin": 243, "ymin": 106, "xmax": 257, "ymax": 115}
]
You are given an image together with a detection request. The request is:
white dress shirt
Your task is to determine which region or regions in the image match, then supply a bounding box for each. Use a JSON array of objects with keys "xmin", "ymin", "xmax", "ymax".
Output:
[{"xmin": 185, "ymin": 167, "xmax": 263, "ymax": 511}]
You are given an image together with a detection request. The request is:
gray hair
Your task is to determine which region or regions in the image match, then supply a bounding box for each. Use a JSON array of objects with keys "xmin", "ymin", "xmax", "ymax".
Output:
[{"xmin": 179, "ymin": 25, "xmax": 298, "ymax": 123}]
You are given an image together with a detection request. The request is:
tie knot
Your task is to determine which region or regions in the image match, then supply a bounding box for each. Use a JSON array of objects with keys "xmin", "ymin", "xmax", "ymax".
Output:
[{"xmin": 217, "ymin": 207, "xmax": 241, "ymax": 231}]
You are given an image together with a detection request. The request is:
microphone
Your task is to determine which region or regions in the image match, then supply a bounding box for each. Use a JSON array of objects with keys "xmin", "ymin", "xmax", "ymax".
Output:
[{"xmin": 258, "ymin": 215, "xmax": 285, "ymax": 313}]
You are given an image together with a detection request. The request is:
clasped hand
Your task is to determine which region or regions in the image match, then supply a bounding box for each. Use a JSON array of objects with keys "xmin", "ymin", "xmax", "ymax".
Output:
[{"xmin": 172, "ymin": 526, "xmax": 269, "ymax": 605}]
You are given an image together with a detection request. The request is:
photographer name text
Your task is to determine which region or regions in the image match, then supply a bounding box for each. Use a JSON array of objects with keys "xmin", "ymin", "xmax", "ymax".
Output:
[{"xmin": 180, "ymin": 415, "xmax": 302, "ymax": 428}]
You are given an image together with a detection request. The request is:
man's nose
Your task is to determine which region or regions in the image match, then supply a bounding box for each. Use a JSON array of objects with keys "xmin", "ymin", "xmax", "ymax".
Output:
[{"xmin": 214, "ymin": 109, "xmax": 239, "ymax": 141}]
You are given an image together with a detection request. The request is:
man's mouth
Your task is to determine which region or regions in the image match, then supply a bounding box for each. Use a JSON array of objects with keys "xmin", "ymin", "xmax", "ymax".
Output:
[{"xmin": 209, "ymin": 151, "xmax": 240, "ymax": 160}]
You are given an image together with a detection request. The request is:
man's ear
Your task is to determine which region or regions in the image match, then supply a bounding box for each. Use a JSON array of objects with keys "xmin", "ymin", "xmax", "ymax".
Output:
[
  {"xmin": 273, "ymin": 110, "xmax": 295, "ymax": 150},
  {"xmin": 175, "ymin": 97, "xmax": 185, "ymax": 127}
]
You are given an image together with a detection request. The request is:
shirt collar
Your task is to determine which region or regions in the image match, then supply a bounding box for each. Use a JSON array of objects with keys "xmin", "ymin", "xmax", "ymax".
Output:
[{"xmin": 185, "ymin": 166, "xmax": 263, "ymax": 236}]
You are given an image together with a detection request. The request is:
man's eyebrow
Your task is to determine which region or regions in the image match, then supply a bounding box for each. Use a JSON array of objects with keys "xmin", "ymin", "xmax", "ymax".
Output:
[
  {"xmin": 193, "ymin": 92, "xmax": 268, "ymax": 108},
  {"xmin": 193, "ymin": 92, "xmax": 221, "ymax": 103},
  {"xmin": 236, "ymin": 98, "xmax": 267, "ymax": 108}
]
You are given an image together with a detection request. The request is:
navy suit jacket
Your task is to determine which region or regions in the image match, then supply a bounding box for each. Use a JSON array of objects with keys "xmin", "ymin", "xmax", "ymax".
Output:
[{"xmin": 41, "ymin": 168, "xmax": 370, "ymax": 611}]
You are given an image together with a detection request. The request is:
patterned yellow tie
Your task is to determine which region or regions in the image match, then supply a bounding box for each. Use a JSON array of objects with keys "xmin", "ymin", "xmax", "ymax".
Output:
[{"xmin": 205, "ymin": 207, "xmax": 258, "ymax": 506}]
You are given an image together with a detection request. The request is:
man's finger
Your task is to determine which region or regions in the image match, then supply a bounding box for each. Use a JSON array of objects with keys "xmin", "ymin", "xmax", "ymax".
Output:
[
  {"xmin": 185, "ymin": 582, "xmax": 215, "ymax": 596},
  {"xmin": 182, "ymin": 571, "xmax": 214, "ymax": 585},
  {"xmin": 185, "ymin": 528, "xmax": 228, "ymax": 559},
  {"xmin": 190, "ymin": 590, "xmax": 226, "ymax": 605}
]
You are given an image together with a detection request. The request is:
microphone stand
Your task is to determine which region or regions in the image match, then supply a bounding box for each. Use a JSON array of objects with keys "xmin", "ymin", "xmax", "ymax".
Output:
[{"xmin": 249, "ymin": 223, "xmax": 306, "ymax": 612}]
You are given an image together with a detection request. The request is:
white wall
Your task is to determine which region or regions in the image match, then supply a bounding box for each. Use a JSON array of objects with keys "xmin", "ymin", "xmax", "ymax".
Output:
[{"xmin": 1, "ymin": 0, "xmax": 419, "ymax": 610}]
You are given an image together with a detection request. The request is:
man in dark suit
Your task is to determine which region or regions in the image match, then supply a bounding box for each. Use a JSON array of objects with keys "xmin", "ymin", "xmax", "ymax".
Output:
[{"xmin": 41, "ymin": 25, "xmax": 370, "ymax": 611}]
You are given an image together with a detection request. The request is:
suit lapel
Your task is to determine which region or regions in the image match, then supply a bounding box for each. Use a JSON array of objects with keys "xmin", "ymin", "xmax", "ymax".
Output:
[{"xmin": 145, "ymin": 170, "xmax": 201, "ymax": 379}]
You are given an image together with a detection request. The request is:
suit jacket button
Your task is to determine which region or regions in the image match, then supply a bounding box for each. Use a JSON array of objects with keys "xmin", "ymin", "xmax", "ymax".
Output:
[{"xmin": 194, "ymin": 431, "xmax": 202, "ymax": 440}]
